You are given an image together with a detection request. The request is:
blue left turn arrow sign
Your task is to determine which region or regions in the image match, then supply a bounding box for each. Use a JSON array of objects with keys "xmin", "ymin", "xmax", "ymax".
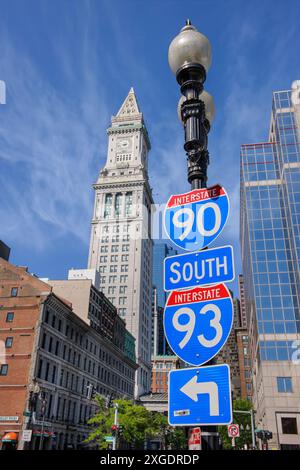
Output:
[{"xmin": 169, "ymin": 364, "xmax": 232, "ymax": 426}]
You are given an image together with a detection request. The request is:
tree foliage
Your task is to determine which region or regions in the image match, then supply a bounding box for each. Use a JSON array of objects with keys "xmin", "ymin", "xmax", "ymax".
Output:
[
  {"xmin": 218, "ymin": 399, "xmax": 253, "ymax": 450},
  {"xmin": 86, "ymin": 396, "xmax": 186, "ymax": 450}
]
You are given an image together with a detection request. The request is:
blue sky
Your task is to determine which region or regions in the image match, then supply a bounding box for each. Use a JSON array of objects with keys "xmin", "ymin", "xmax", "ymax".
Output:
[{"xmin": 0, "ymin": 0, "xmax": 299, "ymax": 296}]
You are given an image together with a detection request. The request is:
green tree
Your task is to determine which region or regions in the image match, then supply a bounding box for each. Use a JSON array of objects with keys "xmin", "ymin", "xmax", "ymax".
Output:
[
  {"xmin": 218, "ymin": 399, "xmax": 253, "ymax": 450},
  {"xmin": 86, "ymin": 396, "xmax": 165, "ymax": 449},
  {"xmin": 167, "ymin": 427, "xmax": 187, "ymax": 450},
  {"xmin": 86, "ymin": 396, "xmax": 187, "ymax": 450},
  {"xmin": 150, "ymin": 412, "xmax": 186, "ymax": 450}
]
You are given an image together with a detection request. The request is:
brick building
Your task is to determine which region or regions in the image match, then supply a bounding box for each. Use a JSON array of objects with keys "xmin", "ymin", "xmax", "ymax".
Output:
[
  {"xmin": 0, "ymin": 258, "xmax": 137, "ymax": 450},
  {"xmin": 236, "ymin": 328, "xmax": 252, "ymax": 401},
  {"xmin": 238, "ymin": 274, "xmax": 247, "ymax": 328},
  {"xmin": 215, "ymin": 295, "xmax": 242, "ymax": 399},
  {"xmin": 150, "ymin": 356, "xmax": 181, "ymax": 394}
]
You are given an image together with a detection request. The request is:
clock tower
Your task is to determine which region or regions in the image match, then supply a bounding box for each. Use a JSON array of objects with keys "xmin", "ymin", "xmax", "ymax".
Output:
[{"xmin": 88, "ymin": 88, "xmax": 153, "ymax": 397}]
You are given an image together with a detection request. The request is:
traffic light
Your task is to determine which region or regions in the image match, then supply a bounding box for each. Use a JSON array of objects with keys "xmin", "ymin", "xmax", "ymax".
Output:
[
  {"xmin": 118, "ymin": 425, "xmax": 123, "ymax": 437},
  {"xmin": 111, "ymin": 425, "xmax": 118, "ymax": 437},
  {"xmin": 106, "ymin": 393, "xmax": 114, "ymax": 409},
  {"xmin": 255, "ymin": 429, "xmax": 273, "ymax": 441},
  {"xmin": 265, "ymin": 431, "xmax": 273, "ymax": 441},
  {"xmin": 29, "ymin": 391, "xmax": 34, "ymax": 410}
]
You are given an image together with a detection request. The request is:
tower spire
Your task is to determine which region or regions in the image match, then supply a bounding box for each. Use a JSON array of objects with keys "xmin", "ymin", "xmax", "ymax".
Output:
[{"xmin": 116, "ymin": 88, "xmax": 140, "ymax": 117}]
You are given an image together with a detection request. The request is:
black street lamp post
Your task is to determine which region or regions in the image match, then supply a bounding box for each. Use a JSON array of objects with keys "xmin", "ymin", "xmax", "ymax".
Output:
[
  {"xmin": 168, "ymin": 20, "xmax": 218, "ymax": 450},
  {"xmin": 168, "ymin": 19, "xmax": 215, "ymax": 190}
]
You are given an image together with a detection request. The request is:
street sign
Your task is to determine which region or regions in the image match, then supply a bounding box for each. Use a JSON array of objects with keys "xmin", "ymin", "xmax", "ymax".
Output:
[
  {"xmin": 168, "ymin": 364, "xmax": 232, "ymax": 426},
  {"xmin": 188, "ymin": 427, "xmax": 201, "ymax": 451},
  {"xmin": 164, "ymin": 184, "xmax": 229, "ymax": 251},
  {"xmin": 164, "ymin": 283, "xmax": 233, "ymax": 366},
  {"xmin": 228, "ymin": 424, "xmax": 240, "ymax": 438},
  {"xmin": 164, "ymin": 245, "xmax": 235, "ymax": 291},
  {"xmin": 0, "ymin": 416, "xmax": 19, "ymax": 422},
  {"xmin": 22, "ymin": 430, "xmax": 32, "ymax": 442},
  {"xmin": 104, "ymin": 436, "xmax": 114, "ymax": 443},
  {"xmin": 33, "ymin": 420, "xmax": 52, "ymax": 427}
]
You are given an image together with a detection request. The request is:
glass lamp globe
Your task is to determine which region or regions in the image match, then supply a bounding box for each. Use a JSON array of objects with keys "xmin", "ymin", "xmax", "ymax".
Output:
[
  {"xmin": 177, "ymin": 90, "xmax": 215, "ymax": 125},
  {"xmin": 200, "ymin": 90, "xmax": 215, "ymax": 124},
  {"xmin": 168, "ymin": 21, "xmax": 212, "ymax": 75}
]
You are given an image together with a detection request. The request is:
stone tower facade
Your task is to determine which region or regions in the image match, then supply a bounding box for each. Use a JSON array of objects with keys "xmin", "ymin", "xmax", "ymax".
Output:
[{"xmin": 88, "ymin": 88, "xmax": 153, "ymax": 396}]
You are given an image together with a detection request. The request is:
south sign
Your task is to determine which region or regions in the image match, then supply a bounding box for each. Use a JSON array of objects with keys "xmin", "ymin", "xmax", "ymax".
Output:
[
  {"xmin": 164, "ymin": 184, "xmax": 230, "ymax": 251},
  {"xmin": 164, "ymin": 245, "xmax": 235, "ymax": 291},
  {"xmin": 163, "ymin": 283, "xmax": 233, "ymax": 366}
]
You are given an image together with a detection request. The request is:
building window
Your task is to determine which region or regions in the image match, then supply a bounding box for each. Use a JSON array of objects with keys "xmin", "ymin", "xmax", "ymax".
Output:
[
  {"xmin": 277, "ymin": 377, "xmax": 293, "ymax": 393},
  {"xmin": 125, "ymin": 192, "xmax": 133, "ymax": 216},
  {"xmin": 104, "ymin": 194, "xmax": 112, "ymax": 218},
  {"xmin": 45, "ymin": 362, "xmax": 50, "ymax": 381},
  {"xmin": 115, "ymin": 193, "xmax": 122, "ymax": 217},
  {"xmin": 6, "ymin": 312, "xmax": 14, "ymax": 322},
  {"xmin": 10, "ymin": 287, "xmax": 18, "ymax": 297},
  {"xmin": 37, "ymin": 359, "xmax": 43, "ymax": 378},
  {"xmin": 0, "ymin": 364, "xmax": 8, "ymax": 376},
  {"xmin": 282, "ymin": 417, "xmax": 298, "ymax": 435},
  {"xmin": 52, "ymin": 366, "xmax": 57, "ymax": 384},
  {"xmin": 5, "ymin": 337, "xmax": 13, "ymax": 348}
]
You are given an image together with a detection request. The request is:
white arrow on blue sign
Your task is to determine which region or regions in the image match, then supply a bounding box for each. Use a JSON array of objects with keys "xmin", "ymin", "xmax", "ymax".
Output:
[
  {"xmin": 168, "ymin": 364, "xmax": 232, "ymax": 426},
  {"xmin": 164, "ymin": 245, "xmax": 235, "ymax": 292},
  {"xmin": 163, "ymin": 284, "xmax": 233, "ymax": 366},
  {"xmin": 164, "ymin": 184, "xmax": 229, "ymax": 251}
]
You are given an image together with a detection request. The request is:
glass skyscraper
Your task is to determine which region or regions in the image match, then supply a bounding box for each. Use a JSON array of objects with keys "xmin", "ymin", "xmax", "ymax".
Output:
[
  {"xmin": 240, "ymin": 80, "xmax": 300, "ymax": 449},
  {"xmin": 152, "ymin": 243, "xmax": 178, "ymax": 356},
  {"xmin": 152, "ymin": 243, "xmax": 178, "ymax": 308}
]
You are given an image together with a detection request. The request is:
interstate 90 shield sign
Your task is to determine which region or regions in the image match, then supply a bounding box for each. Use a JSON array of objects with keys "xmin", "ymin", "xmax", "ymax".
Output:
[
  {"xmin": 163, "ymin": 184, "xmax": 229, "ymax": 251},
  {"xmin": 163, "ymin": 283, "xmax": 233, "ymax": 366}
]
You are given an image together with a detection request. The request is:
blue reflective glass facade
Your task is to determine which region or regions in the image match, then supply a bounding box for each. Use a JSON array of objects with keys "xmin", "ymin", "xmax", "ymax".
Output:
[
  {"xmin": 240, "ymin": 86, "xmax": 300, "ymax": 363},
  {"xmin": 152, "ymin": 243, "xmax": 178, "ymax": 308},
  {"xmin": 152, "ymin": 243, "xmax": 178, "ymax": 356}
]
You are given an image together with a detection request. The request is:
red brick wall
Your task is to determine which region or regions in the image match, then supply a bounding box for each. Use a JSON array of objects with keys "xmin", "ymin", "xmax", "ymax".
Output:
[
  {"xmin": 0, "ymin": 259, "xmax": 50, "ymax": 445},
  {"xmin": 151, "ymin": 370, "xmax": 168, "ymax": 394}
]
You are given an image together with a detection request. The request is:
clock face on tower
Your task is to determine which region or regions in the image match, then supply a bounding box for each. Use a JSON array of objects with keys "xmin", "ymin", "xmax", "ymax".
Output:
[{"xmin": 116, "ymin": 138, "xmax": 132, "ymax": 152}]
